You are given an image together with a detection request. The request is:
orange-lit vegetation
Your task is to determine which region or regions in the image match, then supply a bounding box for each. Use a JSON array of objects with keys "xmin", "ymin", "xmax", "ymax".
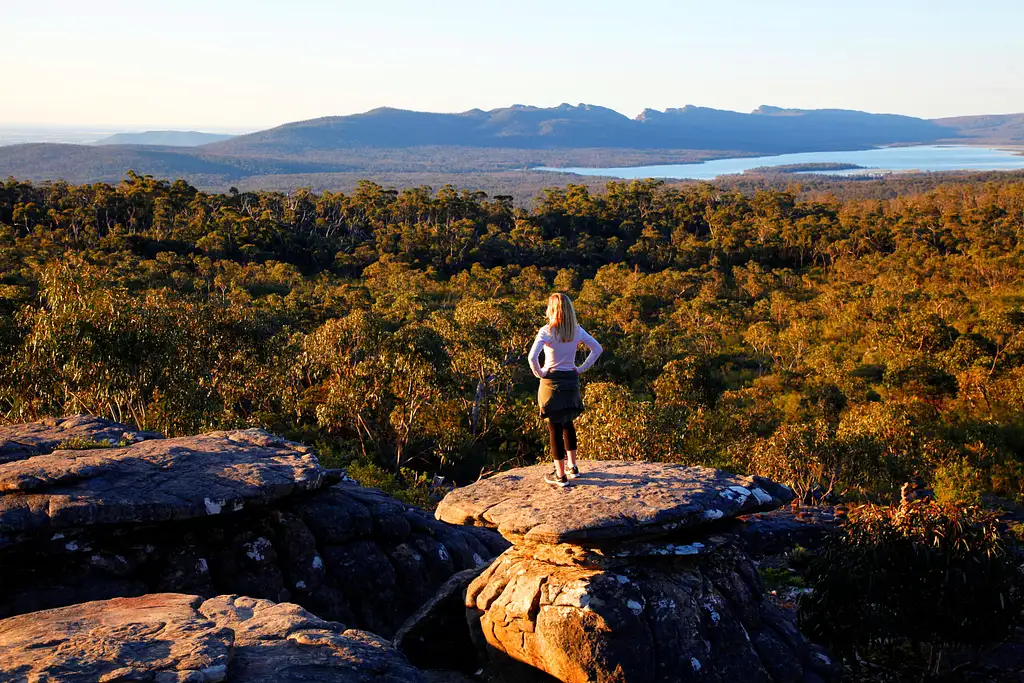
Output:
[{"xmin": 0, "ymin": 173, "xmax": 1022, "ymax": 507}]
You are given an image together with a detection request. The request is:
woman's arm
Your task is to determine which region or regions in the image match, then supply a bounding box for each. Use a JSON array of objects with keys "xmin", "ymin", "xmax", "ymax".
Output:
[
  {"xmin": 528, "ymin": 327, "xmax": 549, "ymax": 378},
  {"xmin": 575, "ymin": 327, "xmax": 603, "ymax": 373}
]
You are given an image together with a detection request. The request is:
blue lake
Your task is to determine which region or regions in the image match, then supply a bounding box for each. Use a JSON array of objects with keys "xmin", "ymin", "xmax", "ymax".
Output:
[{"xmin": 535, "ymin": 145, "xmax": 1024, "ymax": 180}]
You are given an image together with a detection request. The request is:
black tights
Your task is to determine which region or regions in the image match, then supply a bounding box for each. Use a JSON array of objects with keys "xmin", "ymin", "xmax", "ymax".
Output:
[{"xmin": 548, "ymin": 420, "xmax": 578, "ymax": 462}]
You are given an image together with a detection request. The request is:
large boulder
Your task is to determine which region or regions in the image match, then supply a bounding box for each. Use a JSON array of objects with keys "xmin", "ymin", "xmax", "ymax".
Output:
[
  {"xmin": 0, "ymin": 592, "xmax": 426, "ymax": 682},
  {"xmin": 427, "ymin": 461, "xmax": 836, "ymax": 683},
  {"xmin": 0, "ymin": 422, "xmax": 508, "ymax": 636},
  {"xmin": 465, "ymin": 537, "xmax": 832, "ymax": 683},
  {"xmin": 0, "ymin": 414, "xmax": 162, "ymax": 464}
]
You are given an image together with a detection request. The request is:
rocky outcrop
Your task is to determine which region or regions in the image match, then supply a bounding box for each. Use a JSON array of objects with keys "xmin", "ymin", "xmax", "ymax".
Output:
[
  {"xmin": 0, "ymin": 414, "xmax": 162, "ymax": 464},
  {"xmin": 0, "ymin": 422, "xmax": 508, "ymax": 637},
  {"xmin": 428, "ymin": 461, "xmax": 837, "ymax": 683},
  {"xmin": 0, "ymin": 592, "xmax": 426, "ymax": 682},
  {"xmin": 0, "ymin": 428, "xmax": 325, "ymax": 539},
  {"xmin": 735, "ymin": 507, "xmax": 839, "ymax": 557}
]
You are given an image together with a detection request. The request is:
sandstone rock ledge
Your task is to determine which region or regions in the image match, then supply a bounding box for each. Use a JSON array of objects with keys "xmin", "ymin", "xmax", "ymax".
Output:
[
  {"xmin": 0, "ymin": 427, "xmax": 325, "ymax": 536},
  {"xmin": 436, "ymin": 461, "xmax": 794, "ymax": 544},
  {"xmin": 0, "ymin": 414, "xmax": 162, "ymax": 464},
  {"xmin": 419, "ymin": 461, "xmax": 836, "ymax": 683},
  {"xmin": 0, "ymin": 593, "xmax": 425, "ymax": 683},
  {"xmin": 0, "ymin": 418, "xmax": 508, "ymax": 637}
]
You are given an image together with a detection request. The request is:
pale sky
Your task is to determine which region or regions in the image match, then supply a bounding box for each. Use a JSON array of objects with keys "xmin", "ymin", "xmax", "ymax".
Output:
[{"xmin": 3, "ymin": 0, "xmax": 1022, "ymax": 130}]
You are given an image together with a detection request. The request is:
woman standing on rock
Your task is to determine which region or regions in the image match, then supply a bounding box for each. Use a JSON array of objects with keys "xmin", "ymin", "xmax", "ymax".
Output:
[{"xmin": 528, "ymin": 293, "xmax": 602, "ymax": 487}]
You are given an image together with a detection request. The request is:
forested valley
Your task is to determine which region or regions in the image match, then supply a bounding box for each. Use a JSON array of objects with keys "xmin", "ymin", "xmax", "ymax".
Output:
[{"xmin": 1, "ymin": 172, "xmax": 1023, "ymax": 510}]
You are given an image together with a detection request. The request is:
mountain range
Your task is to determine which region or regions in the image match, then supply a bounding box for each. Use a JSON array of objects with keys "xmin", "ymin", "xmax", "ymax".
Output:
[
  {"xmin": 93, "ymin": 131, "xmax": 235, "ymax": 147},
  {"xmin": 200, "ymin": 104, "xmax": 962, "ymax": 156},
  {"xmin": 1, "ymin": 103, "xmax": 1022, "ymax": 192}
]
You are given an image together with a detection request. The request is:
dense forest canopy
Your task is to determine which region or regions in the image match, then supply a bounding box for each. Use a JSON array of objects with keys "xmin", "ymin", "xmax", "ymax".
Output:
[{"xmin": 1, "ymin": 172, "xmax": 1022, "ymax": 505}]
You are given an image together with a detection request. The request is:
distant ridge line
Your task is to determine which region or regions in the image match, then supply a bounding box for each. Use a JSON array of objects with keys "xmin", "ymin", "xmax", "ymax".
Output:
[{"xmin": 0, "ymin": 102, "xmax": 1021, "ymax": 191}]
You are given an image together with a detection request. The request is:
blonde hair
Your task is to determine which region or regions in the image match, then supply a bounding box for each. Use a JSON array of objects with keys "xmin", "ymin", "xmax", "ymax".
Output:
[{"xmin": 546, "ymin": 293, "xmax": 578, "ymax": 343}]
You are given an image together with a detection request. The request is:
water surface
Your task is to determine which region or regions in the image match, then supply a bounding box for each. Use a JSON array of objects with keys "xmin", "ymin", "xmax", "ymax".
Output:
[{"xmin": 535, "ymin": 145, "xmax": 1024, "ymax": 180}]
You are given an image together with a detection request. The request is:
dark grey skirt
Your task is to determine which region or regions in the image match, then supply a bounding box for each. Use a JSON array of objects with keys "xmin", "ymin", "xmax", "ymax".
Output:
[{"xmin": 538, "ymin": 370, "xmax": 584, "ymax": 422}]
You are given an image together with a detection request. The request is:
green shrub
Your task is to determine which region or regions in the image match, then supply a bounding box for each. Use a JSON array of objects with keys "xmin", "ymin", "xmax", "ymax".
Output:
[
  {"xmin": 742, "ymin": 419, "xmax": 841, "ymax": 503},
  {"xmin": 931, "ymin": 459, "xmax": 983, "ymax": 507},
  {"xmin": 56, "ymin": 437, "xmax": 120, "ymax": 450},
  {"xmin": 787, "ymin": 545, "xmax": 814, "ymax": 571},
  {"xmin": 760, "ymin": 566, "xmax": 806, "ymax": 589},
  {"xmin": 345, "ymin": 459, "xmax": 436, "ymax": 510},
  {"xmin": 799, "ymin": 502, "xmax": 1022, "ymax": 675},
  {"xmin": 575, "ymin": 382, "xmax": 659, "ymax": 461}
]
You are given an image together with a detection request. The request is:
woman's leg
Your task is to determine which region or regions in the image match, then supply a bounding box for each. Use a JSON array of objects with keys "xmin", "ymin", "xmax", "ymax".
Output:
[
  {"xmin": 548, "ymin": 420, "xmax": 567, "ymax": 477},
  {"xmin": 564, "ymin": 420, "xmax": 578, "ymax": 470}
]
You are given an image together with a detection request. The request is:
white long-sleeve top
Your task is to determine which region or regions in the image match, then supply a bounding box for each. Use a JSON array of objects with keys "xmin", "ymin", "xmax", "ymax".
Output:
[{"xmin": 528, "ymin": 325, "xmax": 603, "ymax": 378}]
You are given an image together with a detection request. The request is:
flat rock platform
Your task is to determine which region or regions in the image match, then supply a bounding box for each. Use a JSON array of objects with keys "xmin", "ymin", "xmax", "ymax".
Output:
[{"xmin": 435, "ymin": 460, "xmax": 794, "ymax": 545}]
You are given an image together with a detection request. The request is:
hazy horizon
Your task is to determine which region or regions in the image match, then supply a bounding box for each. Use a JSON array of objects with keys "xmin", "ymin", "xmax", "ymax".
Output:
[
  {"xmin": 1, "ymin": 100, "xmax": 1022, "ymax": 140},
  {"xmin": 3, "ymin": 0, "xmax": 1022, "ymax": 130}
]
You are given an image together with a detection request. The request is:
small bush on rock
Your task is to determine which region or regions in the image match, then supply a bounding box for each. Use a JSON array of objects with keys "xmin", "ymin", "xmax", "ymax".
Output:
[
  {"xmin": 57, "ymin": 437, "xmax": 119, "ymax": 450},
  {"xmin": 760, "ymin": 565, "xmax": 806, "ymax": 589},
  {"xmin": 799, "ymin": 501, "xmax": 1023, "ymax": 676}
]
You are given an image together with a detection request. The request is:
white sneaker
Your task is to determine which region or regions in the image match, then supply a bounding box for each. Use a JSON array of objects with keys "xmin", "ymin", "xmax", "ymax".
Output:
[{"xmin": 544, "ymin": 472, "xmax": 569, "ymax": 487}]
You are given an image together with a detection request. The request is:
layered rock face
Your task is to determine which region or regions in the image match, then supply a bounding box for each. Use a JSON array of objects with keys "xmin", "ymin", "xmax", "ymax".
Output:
[
  {"xmin": 0, "ymin": 417, "xmax": 507, "ymax": 637},
  {"xmin": 0, "ymin": 592, "xmax": 426, "ymax": 682},
  {"xmin": 432, "ymin": 461, "xmax": 836, "ymax": 683}
]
